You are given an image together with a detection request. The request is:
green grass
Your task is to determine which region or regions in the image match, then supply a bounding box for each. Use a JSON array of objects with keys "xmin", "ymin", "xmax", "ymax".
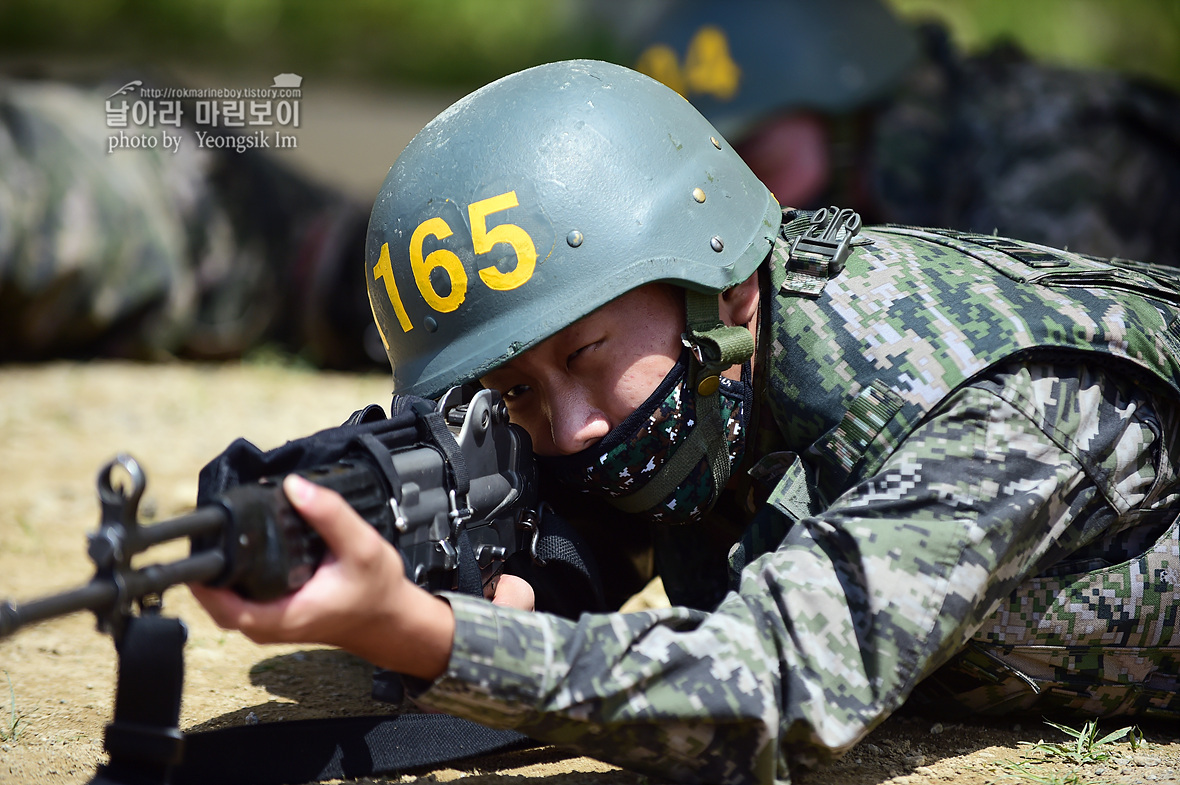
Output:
[
  {"xmin": 0, "ymin": 671, "xmax": 23, "ymax": 744},
  {"xmin": 997, "ymin": 761, "xmax": 1085, "ymax": 785},
  {"xmin": 241, "ymin": 343, "xmax": 317, "ymax": 371},
  {"xmin": 1019, "ymin": 718, "xmax": 1143, "ymax": 765},
  {"xmin": 999, "ymin": 718, "xmax": 1144, "ymax": 785}
]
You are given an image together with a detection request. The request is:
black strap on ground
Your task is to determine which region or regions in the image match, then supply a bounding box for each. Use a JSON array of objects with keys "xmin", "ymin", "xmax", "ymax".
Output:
[
  {"xmin": 89, "ymin": 613, "xmax": 187, "ymax": 785},
  {"xmin": 171, "ymin": 713, "xmax": 534, "ymax": 785},
  {"xmin": 89, "ymin": 619, "xmax": 539, "ymax": 785}
]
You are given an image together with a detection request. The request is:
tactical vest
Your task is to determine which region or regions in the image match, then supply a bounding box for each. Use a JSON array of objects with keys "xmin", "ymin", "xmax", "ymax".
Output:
[
  {"xmin": 746, "ymin": 208, "xmax": 1180, "ymax": 718},
  {"xmin": 669, "ymin": 209, "xmax": 1180, "ymax": 610},
  {"xmin": 764, "ymin": 209, "xmax": 1180, "ymax": 502}
]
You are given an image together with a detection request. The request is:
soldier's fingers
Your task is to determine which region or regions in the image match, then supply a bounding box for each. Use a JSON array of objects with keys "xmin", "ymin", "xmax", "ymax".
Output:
[
  {"xmin": 491, "ymin": 574, "xmax": 535, "ymax": 611},
  {"xmin": 191, "ymin": 581, "xmax": 305, "ymax": 643},
  {"xmin": 189, "ymin": 582, "xmax": 251, "ymax": 630},
  {"xmin": 282, "ymin": 474, "xmax": 382, "ymax": 559}
]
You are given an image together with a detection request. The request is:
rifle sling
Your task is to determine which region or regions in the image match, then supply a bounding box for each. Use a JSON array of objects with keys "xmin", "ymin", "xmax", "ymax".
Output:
[
  {"xmin": 419, "ymin": 408, "xmax": 471, "ymax": 499},
  {"xmin": 90, "ymin": 613, "xmax": 187, "ymax": 785},
  {"xmin": 170, "ymin": 714, "xmax": 534, "ymax": 785}
]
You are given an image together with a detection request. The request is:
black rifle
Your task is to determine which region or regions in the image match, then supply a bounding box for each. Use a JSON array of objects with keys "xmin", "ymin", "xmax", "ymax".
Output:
[
  {"xmin": 0, "ymin": 387, "xmax": 538, "ymax": 639},
  {"xmin": 0, "ymin": 387, "xmax": 542, "ymax": 785}
]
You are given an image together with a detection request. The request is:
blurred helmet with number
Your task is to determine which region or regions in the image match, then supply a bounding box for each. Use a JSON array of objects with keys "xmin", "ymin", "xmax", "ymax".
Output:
[
  {"xmin": 366, "ymin": 59, "xmax": 780, "ymax": 398},
  {"xmin": 619, "ymin": 0, "xmax": 919, "ymax": 141}
]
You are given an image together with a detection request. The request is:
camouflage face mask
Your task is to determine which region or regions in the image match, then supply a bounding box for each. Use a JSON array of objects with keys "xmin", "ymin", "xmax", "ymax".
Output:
[{"xmin": 540, "ymin": 350, "xmax": 752, "ymax": 525}]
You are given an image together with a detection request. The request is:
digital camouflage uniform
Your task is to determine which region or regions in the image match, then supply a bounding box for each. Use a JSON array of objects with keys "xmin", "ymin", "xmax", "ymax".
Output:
[
  {"xmin": 0, "ymin": 77, "xmax": 373, "ymax": 367},
  {"xmin": 411, "ymin": 210, "xmax": 1180, "ymax": 784}
]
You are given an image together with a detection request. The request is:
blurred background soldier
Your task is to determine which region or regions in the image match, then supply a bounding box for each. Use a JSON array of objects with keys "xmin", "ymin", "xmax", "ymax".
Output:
[
  {"xmin": 0, "ymin": 76, "xmax": 376, "ymax": 367},
  {"xmin": 613, "ymin": 0, "xmax": 1180, "ymax": 266},
  {"xmin": 5, "ymin": 1, "xmax": 1178, "ymax": 368}
]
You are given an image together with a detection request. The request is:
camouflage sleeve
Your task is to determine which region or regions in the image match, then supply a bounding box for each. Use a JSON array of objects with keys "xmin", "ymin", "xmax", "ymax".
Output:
[{"xmin": 412, "ymin": 362, "xmax": 1173, "ymax": 785}]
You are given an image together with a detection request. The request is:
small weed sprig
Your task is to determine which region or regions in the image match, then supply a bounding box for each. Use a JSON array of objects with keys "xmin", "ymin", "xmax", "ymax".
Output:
[
  {"xmin": 0, "ymin": 671, "xmax": 22, "ymax": 743},
  {"xmin": 999, "ymin": 718, "xmax": 1144, "ymax": 784},
  {"xmin": 1020, "ymin": 718, "xmax": 1142, "ymax": 765}
]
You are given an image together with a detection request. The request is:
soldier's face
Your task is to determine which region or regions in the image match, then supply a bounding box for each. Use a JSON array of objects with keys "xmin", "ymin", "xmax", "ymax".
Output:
[{"xmin": 479, "ymin": 284, "xmax": 685, "ymax": 457}]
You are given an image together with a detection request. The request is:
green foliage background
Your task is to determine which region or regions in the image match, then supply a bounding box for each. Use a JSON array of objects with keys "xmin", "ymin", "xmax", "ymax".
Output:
[
  {"xmin": 891, "ymin": 0, "xmax": 1180, "ymax": 90},
  {"xmin": 0, "ymin": 0, "xmax": 1177, "ymax": 89}
]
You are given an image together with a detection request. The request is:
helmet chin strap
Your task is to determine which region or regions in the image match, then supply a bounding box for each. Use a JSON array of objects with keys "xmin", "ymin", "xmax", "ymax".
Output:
[{"xmin": 609, "ymin": 288, "xmax": 755, "ymax": 517}]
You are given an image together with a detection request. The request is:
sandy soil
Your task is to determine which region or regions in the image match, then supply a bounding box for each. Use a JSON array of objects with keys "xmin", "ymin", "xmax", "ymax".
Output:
[{"xmin": 1, "ymin": 361, "xmax": 1178, "ymax": 785}]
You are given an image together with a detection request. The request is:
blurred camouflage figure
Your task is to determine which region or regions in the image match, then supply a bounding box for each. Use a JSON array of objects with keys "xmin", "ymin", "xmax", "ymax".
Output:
[
  {"xmin": 193, "ymin": 61, "xmax": 1180, "ymax": 785},
  {"xmin": 613, "ymin": 0, "xmax": 1180, "ymax": 266},
  {"xmin": 0, "ymin": 76, "xmax": 377, "ymax": 367}
]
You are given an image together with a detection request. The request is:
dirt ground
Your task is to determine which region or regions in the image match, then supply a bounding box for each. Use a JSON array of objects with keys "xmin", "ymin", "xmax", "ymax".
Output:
[{"xmin": 2, "ymin": 361, "xmax": 1179, "ymax": 785}]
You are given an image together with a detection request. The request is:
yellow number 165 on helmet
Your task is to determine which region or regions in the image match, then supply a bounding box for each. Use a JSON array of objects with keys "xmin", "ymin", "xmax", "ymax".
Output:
[{"xmin": 366, "ymin": 59, "xmax": 781, "ymax": 399}]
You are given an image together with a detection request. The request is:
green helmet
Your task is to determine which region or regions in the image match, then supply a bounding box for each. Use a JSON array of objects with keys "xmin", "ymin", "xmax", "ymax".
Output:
[
  {"xmin": 626, "ymin": 0, "xmax": 920, "ymax": 141},
  {"xmin": 366, "ymin": 59, "xmax": 781, "ymax": 398}
]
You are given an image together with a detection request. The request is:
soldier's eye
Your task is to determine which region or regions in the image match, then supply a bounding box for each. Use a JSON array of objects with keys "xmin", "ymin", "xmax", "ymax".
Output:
[
  {"xmin": 501, "ymin": 384, "xmax": 531, "ymax": 402},
  {"xmin": 567, "ymin": 339, "xmax": 603, "ymax": 367}
]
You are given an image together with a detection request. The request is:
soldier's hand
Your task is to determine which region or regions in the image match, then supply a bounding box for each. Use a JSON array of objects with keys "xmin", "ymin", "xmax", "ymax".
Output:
[{"xmin": 190, "ymin": 474, "xmax": 454, "ymax": 680}]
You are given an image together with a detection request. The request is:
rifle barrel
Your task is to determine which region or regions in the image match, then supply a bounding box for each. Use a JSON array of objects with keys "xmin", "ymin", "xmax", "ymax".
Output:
[
  {"xmin": 0, "ymin": 509, "xmax": 229, "ymax": 639},
  {"xmin": 122, "ymin": 550, "xmax": 227, "ymax": 600},
  {"xmin": 135, "ymin": 506, "xmax": 226, "ymax": 548},
  {"xmin": 1, "ymin": 583, "xmax": 116, "ymax": 638}
]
